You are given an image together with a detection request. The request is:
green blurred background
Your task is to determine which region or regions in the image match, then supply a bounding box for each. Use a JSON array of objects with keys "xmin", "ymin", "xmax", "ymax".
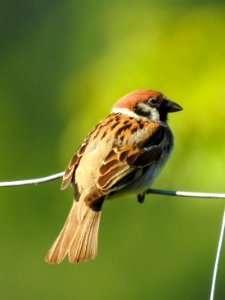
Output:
[{"xmin": 0, "ymin": 1, "xmax": 225, "ymax": 299}]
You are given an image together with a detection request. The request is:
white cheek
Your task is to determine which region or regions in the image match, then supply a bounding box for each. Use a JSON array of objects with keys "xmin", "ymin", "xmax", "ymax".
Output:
[
  {"xmin": 137, "ymin": 102, "xmax": 151, "ymax": 113},
  {"xmin": 134, "ymin": 102, "xmax": 160, "ymax": 122},
  {"xmin": 150, "ymin": 107, "xmax": 160, "ymax": 122}
]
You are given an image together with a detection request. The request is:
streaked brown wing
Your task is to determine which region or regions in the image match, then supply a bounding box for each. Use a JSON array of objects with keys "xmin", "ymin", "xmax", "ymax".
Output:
[
  {"xmin": 96, "ymin": 121, "xmax": 167, "ymax": 193},
  {"xmin": 61, "ymin": 113, "xmax": 170, "ymax": 207},
  {"xmin": 61, "ymin": 137, "xmax": 90, "ymax": 190},
  {"xmin": 61, "ymin": 114, "xmax": 119, "ymax": 191}
]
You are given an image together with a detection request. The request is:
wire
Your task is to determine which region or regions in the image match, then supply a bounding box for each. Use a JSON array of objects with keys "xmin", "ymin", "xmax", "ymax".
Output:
[
  {"xmin": 0, "ymin": 172, "xmax": 225, "ymax": 199},
  {"xmin": 0, "ymin": 170, "xmax": 224, "ymax": 298},
  {"xmin": 0, "ymin": 172, "xmax": 64, "ymax": 187},
  {"xmin": 209, "ymin": 208, "xmax": 225, "ymax": 300},
  {"xmin": 146, "ymin": 189, "xmax": 225, "ymax": 199}
]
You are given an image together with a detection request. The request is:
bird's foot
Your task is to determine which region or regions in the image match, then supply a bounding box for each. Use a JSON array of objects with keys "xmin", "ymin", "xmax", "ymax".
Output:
[{"xmin": 137, "ymin": 193, "xmax": 145, "ymax": 204}]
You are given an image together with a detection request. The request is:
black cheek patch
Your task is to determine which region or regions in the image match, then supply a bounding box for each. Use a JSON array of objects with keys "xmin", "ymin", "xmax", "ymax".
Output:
[{"xmin": 134, "ymin": 104, "xmax": 151, "ymax": 117}]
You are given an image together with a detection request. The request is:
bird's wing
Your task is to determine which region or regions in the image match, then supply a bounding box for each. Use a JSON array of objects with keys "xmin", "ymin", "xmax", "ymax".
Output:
[
  {"xmin": 61, "ymin": 113, "xmax": 172, "ymax": 207},
  {"xmin": 61, "ymin": 114, "xmax": 116, "ymax": 191},
  {"xmin": 61, "ymin": 136, "xmax": 91, "ymax": 191},
  {"xmin": 95, "ymin": 120, "xmax": 168, "ymax": 194}
]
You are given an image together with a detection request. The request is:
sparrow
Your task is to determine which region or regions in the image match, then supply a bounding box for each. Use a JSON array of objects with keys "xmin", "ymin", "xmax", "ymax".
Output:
[{"xmin": 45, "ymin": 89, "xmax": 182, "ymax": 264}]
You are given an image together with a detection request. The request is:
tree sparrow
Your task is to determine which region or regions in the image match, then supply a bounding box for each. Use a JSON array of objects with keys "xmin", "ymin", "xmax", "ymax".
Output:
[{"xmin": 45, "ymin": 89, "xmax": 182, "ymax": 264}]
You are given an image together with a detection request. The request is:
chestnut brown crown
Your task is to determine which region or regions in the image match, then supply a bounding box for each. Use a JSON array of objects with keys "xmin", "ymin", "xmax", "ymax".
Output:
[{"xmin": 113, "ymin": 89, "xmax": 182, "ymax": 122}]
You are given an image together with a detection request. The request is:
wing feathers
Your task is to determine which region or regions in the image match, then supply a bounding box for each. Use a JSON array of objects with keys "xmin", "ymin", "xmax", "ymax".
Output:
[
  {"xmin": 94, "ymin": 119, "xmax": 168, "ymax": 196},
  {"xmin": 61, "ymin": 113, "xmax": 170, "ymax": 207},
  {"xmin": 61, "ymin": 137, "xmax": 90, "ymax": 191}
]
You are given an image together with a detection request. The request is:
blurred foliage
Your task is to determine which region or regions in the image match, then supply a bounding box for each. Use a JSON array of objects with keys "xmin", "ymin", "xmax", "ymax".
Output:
[{"xmin": 0, "ymin": 1, "xmax": 225, "ymax": 299}]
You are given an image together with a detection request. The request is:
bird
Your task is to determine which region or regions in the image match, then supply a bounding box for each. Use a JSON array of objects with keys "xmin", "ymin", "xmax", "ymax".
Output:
[{"xmin": 45, "ymin": 89, "xmax": 182, "ymax": 264}]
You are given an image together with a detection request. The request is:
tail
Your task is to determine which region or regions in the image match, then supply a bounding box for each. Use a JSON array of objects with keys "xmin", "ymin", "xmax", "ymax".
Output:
[{"xmin": 45, "ymin": 200, "xmax": 102, "ymax": 264}]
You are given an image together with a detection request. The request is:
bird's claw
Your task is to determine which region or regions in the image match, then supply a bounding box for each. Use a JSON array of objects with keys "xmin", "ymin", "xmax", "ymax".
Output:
[{"xmin": 137, "ymin": 193, "xmax": 145, "ymax": 204}]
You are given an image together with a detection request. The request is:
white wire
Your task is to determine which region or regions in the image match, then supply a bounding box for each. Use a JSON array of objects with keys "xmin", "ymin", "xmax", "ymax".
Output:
[
  {"xmin": 0, "ymin": 172, "xmax": 64, "ymax": 187},
  {"xmin": 0, "ymin": 171, "xmax": 224, "ymax": 298},
  {"xmin": 0, "ymin": 173, "xmax": 225, "ymax": 199},
  {"xmin": 146, "ymin": 189, "xmax": 225, "ymax": 199},
  {"xmin": 209, "ymin": 208, "xmax": 225, "ymax": 300}
]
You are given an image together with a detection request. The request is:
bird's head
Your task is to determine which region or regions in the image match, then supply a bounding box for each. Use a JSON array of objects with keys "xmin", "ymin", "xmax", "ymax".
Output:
[{"xmin": 112, "ymin": 89, "xmax": 183, "ymax": 122}]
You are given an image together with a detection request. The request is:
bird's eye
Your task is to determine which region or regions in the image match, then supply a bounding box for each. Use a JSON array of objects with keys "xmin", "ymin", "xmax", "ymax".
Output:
[
  {"xmin": 147, "ymin": 98, "xmax": 159, "ymax": 106},
  {"xmin": 150, "ymin": 99, "xmax": 158, "ymax": 104}
]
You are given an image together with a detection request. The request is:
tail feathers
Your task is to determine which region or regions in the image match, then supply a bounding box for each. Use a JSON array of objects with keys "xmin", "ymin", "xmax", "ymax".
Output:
[
  {"xmin": 68, "ymin": 210, "xmax": 101, "ymax": 263},
  {"xmin": 45, "ymin": 200, "xmax": 102, "ymax": 264}
]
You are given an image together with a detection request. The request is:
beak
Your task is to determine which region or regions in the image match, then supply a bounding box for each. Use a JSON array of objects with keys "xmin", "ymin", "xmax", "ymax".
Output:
[{"xmin": 166, "ymin": 99, "xmax": 183, "ymax": 113}]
